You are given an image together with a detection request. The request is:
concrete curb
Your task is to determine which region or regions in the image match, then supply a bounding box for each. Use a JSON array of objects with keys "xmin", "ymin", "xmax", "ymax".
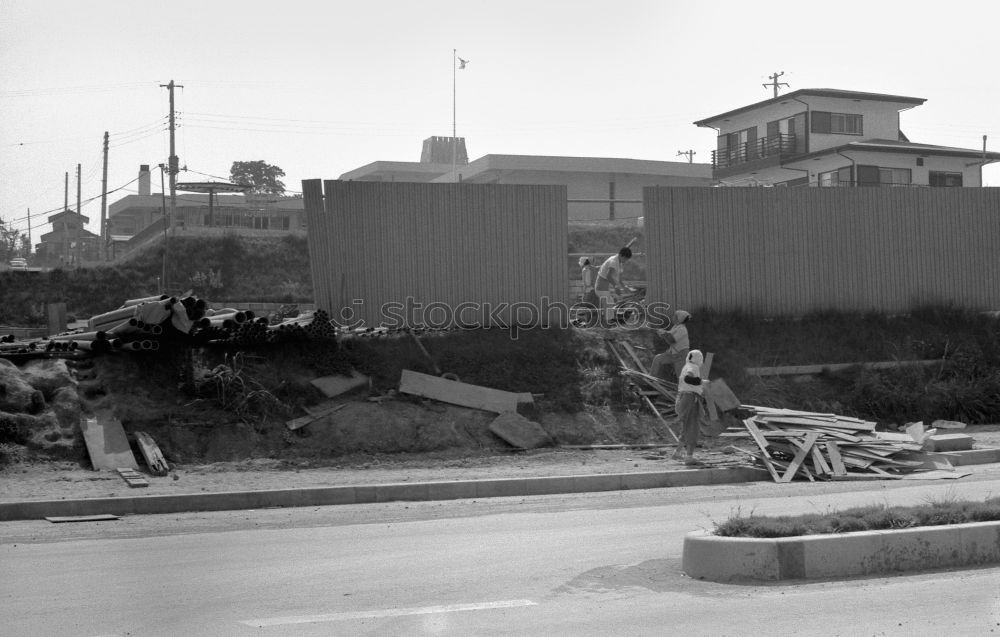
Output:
[
  {"xmin": 0, "ymin": 466, "xmax": 771, "ymax": 522},
  {"xmin": 682, "ymin": 520, "xmax": 1000, "ymax": 582}
]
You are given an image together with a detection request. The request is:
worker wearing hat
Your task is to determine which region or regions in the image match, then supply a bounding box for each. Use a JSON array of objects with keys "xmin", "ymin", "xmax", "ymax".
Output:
[
  {"xmin": 673, "ymin": 349, "xmax": 706, "ymax": 465},
  {"xmin": 650, "ymin": 310, "xmax": 691, "ymax": 381}
]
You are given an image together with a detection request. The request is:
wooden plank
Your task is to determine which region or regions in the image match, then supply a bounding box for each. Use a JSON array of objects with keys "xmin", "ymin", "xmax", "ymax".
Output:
[
  {"xmin": 79, "ymin": 416, "xmax": 138, "ymax": 471},
  {"xmin": 398, "ymin": 369, "xmax": 531, "ymax": 413},
  {"xmin": 116, "ymin": 467, "xmax": 149, "ymax": 488},
  {"xmin": 621, "ymin": 342, "xmax": 649, "ymax": 374},
  {"xmin": 643, "ymin": 394, "xmax": 680, "ymax": 443},
  {"xmin": 727, "ymin": 445, "xmax": 782, "ymax": 482},
  {"xmin": 742, "ymin": 419, "xmax": 772, "ymax": 455},
  {"xmin": 134, "ymin": 431, "xmax": 169, "ymax": 476},
  {"xmin": 286, "ymin": 403, "xmax": 347, "ymax": 430},
  {"xmin": 825, "ymin": 441, "xmax": 847, "ymax": 476},
  {"xmin": 703, "ymin": 378, "xmax": 740, "ymax": 413},
  {"xmin": 757, "ymin": 415, "xmax": 876, "ymax": 431},
  {"xmin": 700, "ymin": 352, "xmax": 714, "ymax": 378},
  {"xmin": 779, "ymin": 432, "xmax": 820, "ymax": 483},
  {"xmin": 811, "ymin": 444, "xmax": 832, "ymax": 476},
  {"xmin": 45, "ymin": 514, "xmax": 120, "ymax": 523},
  {"xmin": 745, "ymin": 359, "xmax": 942, "ymax": 377}
]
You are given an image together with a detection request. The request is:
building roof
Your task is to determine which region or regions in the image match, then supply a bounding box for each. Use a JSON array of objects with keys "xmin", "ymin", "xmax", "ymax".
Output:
[
  {"xmin": 694, "ymin": 88, "xmax": 927, "ymax": 128},
  {"xmin": 175, "ymin": 181, "xmax": 249, "ymax": 193},
  {"xmin": 339, "ymin": 161, "xmax": 453, "ymax": 181},
  {"xmin": 46, "ymin": 209, "xmax": 89, "ymax": 224},
  {"xmin": 785, "ymin": 139, "xmax": 1000, "ymax": 163},
  {"xmin": 460, "ymin": 154, "xmax": 711, "ymax": 177}
]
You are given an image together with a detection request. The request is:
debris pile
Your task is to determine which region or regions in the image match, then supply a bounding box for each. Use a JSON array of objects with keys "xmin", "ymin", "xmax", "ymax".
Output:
[
  {"xmin": 604, "ymin": 339, "xmax": 680, "ymax": 442},
  {"xmin": 1, "ymin": 296, "xmax": 339, "ymax": 360},
  {"xmin": 733, "ymin": 406, "xmax": 957, "ymax": 482}
]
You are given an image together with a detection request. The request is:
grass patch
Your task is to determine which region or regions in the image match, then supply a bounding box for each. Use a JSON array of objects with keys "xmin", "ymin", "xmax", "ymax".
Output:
[{"xmin": 714, "ymin": 496, "xmax": 1000, "ymax": 538}]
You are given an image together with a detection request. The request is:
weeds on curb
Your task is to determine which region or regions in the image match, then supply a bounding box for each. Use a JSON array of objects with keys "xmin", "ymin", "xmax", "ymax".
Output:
[{"xmin": 714, "ymin": 496, "xmax": 1000, "ymax": 538}]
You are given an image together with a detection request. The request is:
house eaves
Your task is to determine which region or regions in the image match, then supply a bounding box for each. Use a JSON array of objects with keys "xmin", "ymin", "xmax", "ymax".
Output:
[
  {"xmin": 783, "ymin": 139, "xmax": 1000, "ymax": 164},
  {"xmin": 694, "ymin": 89, "xmax": 927, "ymax": 128}
]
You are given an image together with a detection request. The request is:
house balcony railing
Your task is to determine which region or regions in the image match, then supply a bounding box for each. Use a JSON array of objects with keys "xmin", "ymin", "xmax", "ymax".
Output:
[{"xmin": 711, "ymin": 133, "xmax": 799, "ymax": 169}]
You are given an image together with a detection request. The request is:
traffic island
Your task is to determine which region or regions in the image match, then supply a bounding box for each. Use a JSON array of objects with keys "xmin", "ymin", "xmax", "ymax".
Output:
[{"xmin": 682, "ymin": 520, "xmax": 1000, "ymax": 582}]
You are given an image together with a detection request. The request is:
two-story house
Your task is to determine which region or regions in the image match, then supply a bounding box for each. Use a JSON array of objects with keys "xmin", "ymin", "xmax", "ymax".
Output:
[
  {"xmin": 694, "ymin": 89, "xmax": 1000, "ymax": 187},
  {"xmin": 35, "ymin": 208, "xmax": 101, "ymax": 267}
]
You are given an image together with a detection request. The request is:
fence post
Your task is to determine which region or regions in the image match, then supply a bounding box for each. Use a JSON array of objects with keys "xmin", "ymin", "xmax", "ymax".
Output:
[{"xmin": 47, "ymin": 302, "xmax": 67, "ymax": 335}]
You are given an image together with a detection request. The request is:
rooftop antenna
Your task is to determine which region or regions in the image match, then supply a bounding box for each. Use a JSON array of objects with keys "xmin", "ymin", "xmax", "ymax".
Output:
[
  {"xmin": 677, "ymin": 150, "xmax": 696, "ymax": 163},
  {"xmin": 763, "ymin": 71, "xmax": 790, "ymax": 98}
]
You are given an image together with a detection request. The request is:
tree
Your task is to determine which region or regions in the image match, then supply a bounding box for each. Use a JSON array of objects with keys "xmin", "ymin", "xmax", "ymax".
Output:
[
  {"xmin": 230, "ymin": 160, "xmax": 286, "ymax": 195},
  {"xmin": 0, "ymin": 218, "xmax": 28, "ymax": 261}
]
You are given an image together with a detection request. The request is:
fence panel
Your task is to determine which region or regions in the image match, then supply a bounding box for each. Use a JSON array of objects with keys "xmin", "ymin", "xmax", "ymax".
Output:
[
  {"xmin": 305, "ymin": 180, "xmax": 568, "ymax": 328},
  {"xmin": 643, "ymin": 187, "xmax": 1000, "ymax": 315}
]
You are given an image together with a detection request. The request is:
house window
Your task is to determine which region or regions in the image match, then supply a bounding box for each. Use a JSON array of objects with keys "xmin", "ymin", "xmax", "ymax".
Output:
[
  {"xmin": 811, "ymin": 111, "xmax": 863, "ymax": 135},
  {"xmin": 929, "ymin": 171, "xmax": 963, "ymax": 187},
  {"xmin": 724, "ymin": 127, "xmax": 757, "ymax": 163},
  {"xmin": 879, "ymin": 168, "xmax": 912, "ymax": 185},
  {"xmin": 818, "ymin": 166, "xmax": 853, "ymax": 187}
]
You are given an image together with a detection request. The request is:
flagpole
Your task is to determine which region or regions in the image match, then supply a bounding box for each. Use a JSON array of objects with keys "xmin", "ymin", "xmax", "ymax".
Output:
[{"xmin": 452, "ymin": 48, "xmax": 457, "ymax": 182}]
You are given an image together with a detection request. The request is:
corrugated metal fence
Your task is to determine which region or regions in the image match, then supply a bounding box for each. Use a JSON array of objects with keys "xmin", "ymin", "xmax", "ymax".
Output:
[
  {"xmin": 644, "ymin": 187, "xmax": 1000, "ymax": 315},
  {"xmin": 303, "ymin": 180, "xmax": 568, "ymax": 328}
]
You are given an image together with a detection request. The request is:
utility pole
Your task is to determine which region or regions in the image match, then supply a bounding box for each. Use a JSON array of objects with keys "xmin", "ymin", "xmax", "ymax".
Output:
[
  {"xmin": 75, "ymin": 163, "xmax": 81, "ymax": 267},
  {"xmin": 762, "ymin": 71, "xmax": 790, "ymax": 98},
  {"xmin": 26, "ymin": 208, "xmax": 31, "ymax": 254},
  {"xmin": 677, "ymin": 150, "xmax": 696, "ymax": 163},
  {"xmin": 100, "ymin": 131, "xmax": 109, "ymax": 261},
  {"xmin": 64, "ymin": 172, "xmax": 68, "ymax": 211},
  {"xmin": 161, "ymin": 80, "xmax": 182, "ymax": 235},
  {"xmin": 452, "ymin": 50, "xmax": 458, "ymax": 182}
]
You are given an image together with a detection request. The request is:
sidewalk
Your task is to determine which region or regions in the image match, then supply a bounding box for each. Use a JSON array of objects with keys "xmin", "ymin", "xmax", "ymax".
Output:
[{"xmin": 3, "ymin": 446, "xmax": 1000, "ymax": 522}]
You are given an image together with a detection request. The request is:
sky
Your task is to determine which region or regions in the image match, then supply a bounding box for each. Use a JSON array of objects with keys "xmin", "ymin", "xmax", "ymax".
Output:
[{"xmin": 2, "ymin": 0, "xmax": 999, "ymax": 241}]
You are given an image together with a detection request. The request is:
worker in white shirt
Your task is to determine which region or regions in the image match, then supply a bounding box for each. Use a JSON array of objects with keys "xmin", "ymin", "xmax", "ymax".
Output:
[
  {"xmin": 650, "ymin": 310, "xmax": 692, "ymax": 381},
  {"xmin": 672, "ymin": 349, "xmax": 706, "ymax": 465},
  {"xmin": 594, "ymin": 247, "xmax": 633, "ymax": 324}
]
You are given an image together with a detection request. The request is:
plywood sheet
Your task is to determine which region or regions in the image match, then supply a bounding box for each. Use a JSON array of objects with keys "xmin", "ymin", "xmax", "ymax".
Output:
[
  {"xmin": 399, "ymin": 369, "xmax": 532, "ymax": 413},
  {"xmin": 79, "ymin": 416, "xmax": 137, "ymax": 471}
]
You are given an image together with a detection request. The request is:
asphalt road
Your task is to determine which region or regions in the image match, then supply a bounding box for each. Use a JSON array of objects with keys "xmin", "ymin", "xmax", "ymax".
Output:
[{"xmin": 4, "ymin": 471, "xmax": 1000, "ymax": 637}]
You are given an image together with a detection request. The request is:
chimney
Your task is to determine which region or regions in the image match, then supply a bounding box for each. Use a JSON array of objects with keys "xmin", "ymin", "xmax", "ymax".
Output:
[{"xmin": 138, "ymin": 164, "xmax": 151, "ymax": 196}]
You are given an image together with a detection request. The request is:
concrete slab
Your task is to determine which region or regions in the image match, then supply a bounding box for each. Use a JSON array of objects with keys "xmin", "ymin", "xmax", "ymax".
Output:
[
  {"xmin": 925, "ymin": 433, "xmax": 974, "ymax": 452},
  {"xmin": 488, "ymin": 412, "xmax": 552, "ymax": 449}
]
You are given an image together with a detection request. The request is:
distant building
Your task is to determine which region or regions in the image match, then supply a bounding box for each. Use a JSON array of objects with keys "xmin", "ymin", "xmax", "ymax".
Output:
[
  {"xmin": 694, "ymin": 88, "xmax": 1000, "ymax": 187},
  {"xmin": 107, "ymin": 165, "xmax": 307, "ymax": 259},
  {"xmin": 35, "ymin": 208, "xmax": 100, "ymax": 267},
  {"xmin": 340, "ymin": 137, "xmax": 714, "ymax": 221}
]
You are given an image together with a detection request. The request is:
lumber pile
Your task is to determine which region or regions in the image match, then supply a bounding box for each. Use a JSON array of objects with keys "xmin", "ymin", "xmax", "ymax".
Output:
[
  {"xmin": 604, "ymin": 339, "xmax": 679, "ymax": 442},
  {"xmin": 735, "ymin": 406, "xmax": 948, "ymax": 482}
]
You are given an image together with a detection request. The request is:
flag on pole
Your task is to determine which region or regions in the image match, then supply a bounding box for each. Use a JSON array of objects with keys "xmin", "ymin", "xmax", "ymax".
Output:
[{"xmin": 457, "ymin": 57, "xmax": 469, "ymax": 70}]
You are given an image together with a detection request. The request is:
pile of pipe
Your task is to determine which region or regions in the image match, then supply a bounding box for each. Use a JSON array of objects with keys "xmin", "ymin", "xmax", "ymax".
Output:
[
  {"xmin": 0, "ymin": 335, "xmax": 40, "ymax": 355},
  {"xmin": 191, "ymin": 308, "xmax": 339, "ymax": 346},
  {"xmin": 48, "ymin": 294, "xmax": 210, "ymax": 354}
]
